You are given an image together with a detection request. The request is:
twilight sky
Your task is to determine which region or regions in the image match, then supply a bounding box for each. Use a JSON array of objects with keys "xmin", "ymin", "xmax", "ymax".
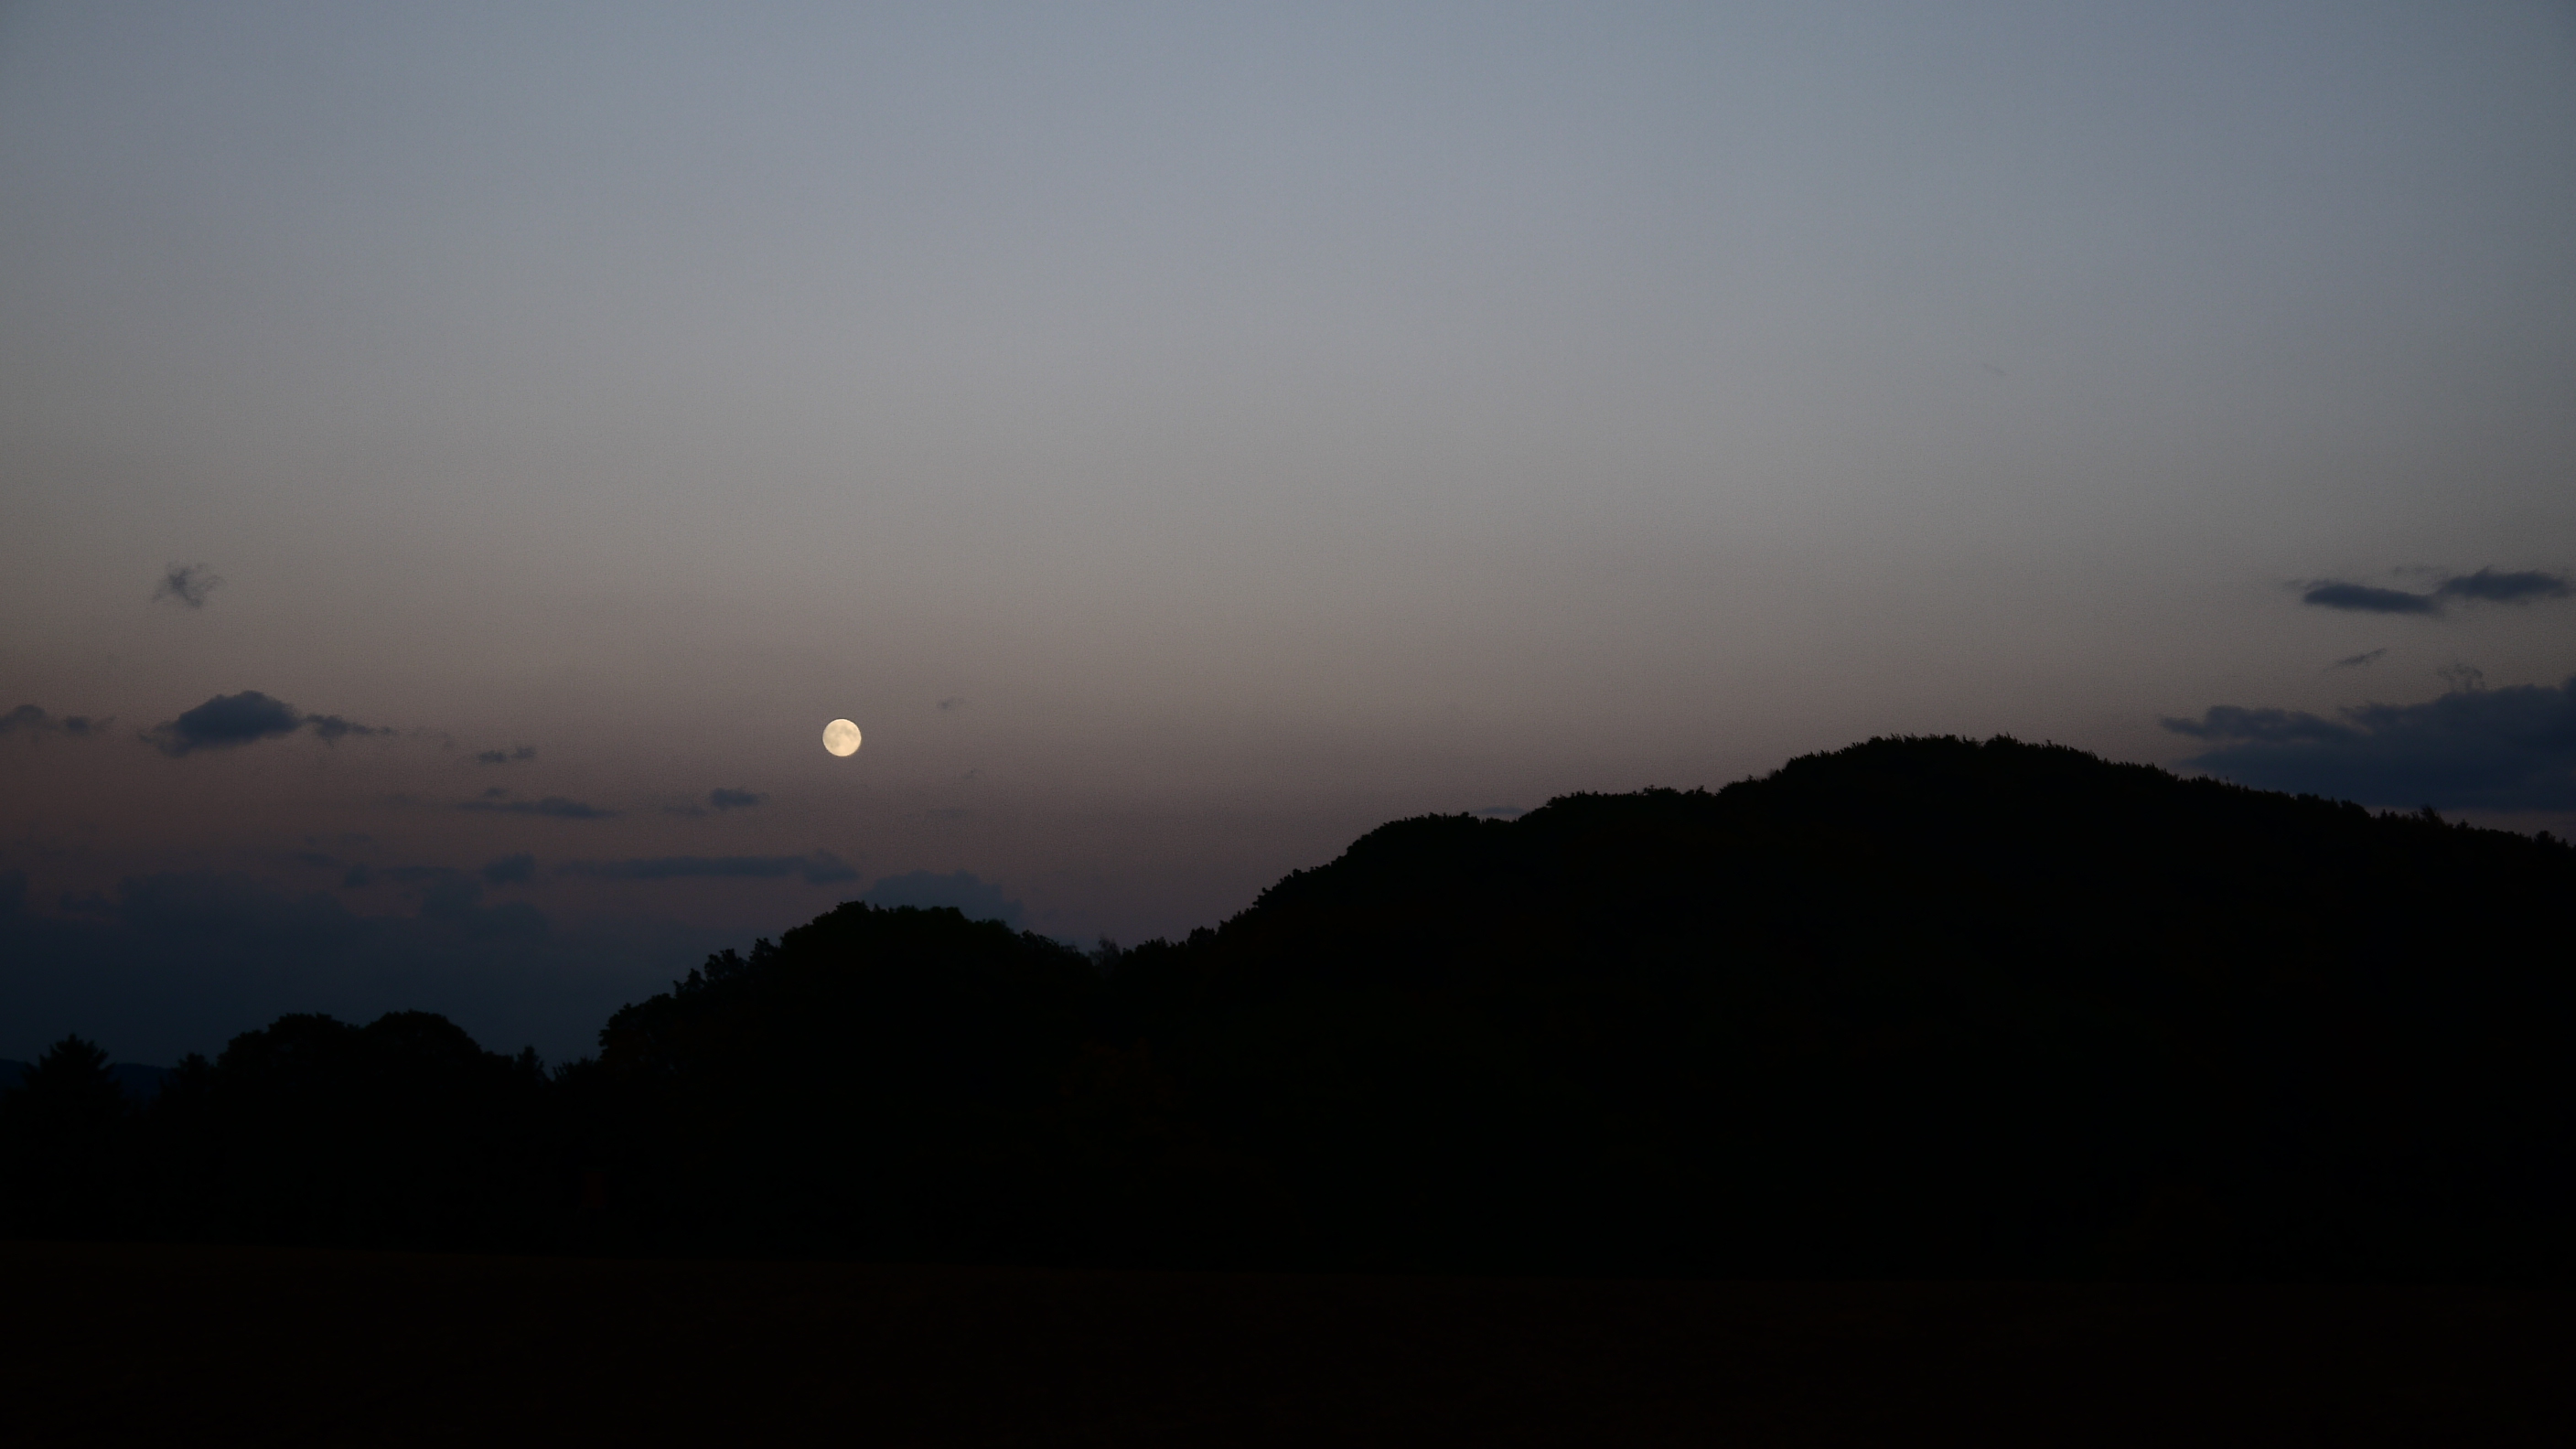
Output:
[{"xmin": 5, "ymin": 2, "xmax": 2573, "ymax": 1063}]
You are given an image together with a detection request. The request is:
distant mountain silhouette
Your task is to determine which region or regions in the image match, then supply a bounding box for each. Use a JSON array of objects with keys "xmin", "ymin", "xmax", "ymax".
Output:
[{"xmin": 9, "ymin": 735, "xmax": 2571, "ymax": 1281}]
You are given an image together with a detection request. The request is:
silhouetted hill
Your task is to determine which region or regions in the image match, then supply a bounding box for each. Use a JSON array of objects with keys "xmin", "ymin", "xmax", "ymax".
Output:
[
  {"xmin": 1089, "ymin": 735, "xmax": 2573, "ymax": 1277},
  {"xmin": 10, "ymin": 735, "xmax": 2571, "ymax": 1281},
  {"xmin": 1218, "ymin": 735, "xmax": 2564, "ymax": 982},
  {"xmin": 561, "ymin": 735, "xmax": 2572, "ymax": 1279}
]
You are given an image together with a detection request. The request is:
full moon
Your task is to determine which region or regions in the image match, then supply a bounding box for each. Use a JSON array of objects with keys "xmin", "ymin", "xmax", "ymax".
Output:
[{"xmin": 821, "ymin": 718, "xmax": 862, "ymax": 757}]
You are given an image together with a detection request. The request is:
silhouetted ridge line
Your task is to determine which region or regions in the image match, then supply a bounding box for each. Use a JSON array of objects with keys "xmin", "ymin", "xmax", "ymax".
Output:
[{"xmin": 5, "ymin": 736, "xmax": 2570, "ymax": 1282}]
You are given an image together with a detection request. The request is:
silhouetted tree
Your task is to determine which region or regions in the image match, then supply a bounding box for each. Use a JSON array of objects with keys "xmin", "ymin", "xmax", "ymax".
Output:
[
  {"xmin": 0, "ymin": 1036, "xmax": 133, "ymax": 1238},
  {"xmin": 148, "ymin": 1011, "xmax": 556, "ymax": 1249},
  {"xmin": 568, "ymin": 907, "xmax": 1101, "ymax": 1258}
]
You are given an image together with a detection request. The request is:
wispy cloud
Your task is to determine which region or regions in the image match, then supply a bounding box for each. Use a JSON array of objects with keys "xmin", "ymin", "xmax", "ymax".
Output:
[
  {"xmin": 2434, "ymin": 567, "xmax": 2571, "ymax": 605},
  {"xmin": 456, "ymin": 795, "xmax": 619, "ymax": 820},
  {"xmin": 474, "ymin": 746, "xmax": 538, "ymax": 765},
  {"xmin": 306, "ymin": 714, "xmax": 391, "ymax": 743},
  {"xmin": 2329, "ymin": 649, "xmax": 2387, "ymax": 670},
  {"xmin": 660, "ymin": 788, "xmax": 767, "ymax": 819},
  {"xmin": 151, "ymin": 563, "xmax": 220, "ymax": 609},
  {"xmin": 2, "ymin": 704, "xmax": 110, "ymax": 738},
  {"xmin": 558, "ymin": 853, "xmax": 857, "ymax": 884}
]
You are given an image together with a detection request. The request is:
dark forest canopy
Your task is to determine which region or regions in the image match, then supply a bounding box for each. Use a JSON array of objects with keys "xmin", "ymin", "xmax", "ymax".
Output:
[{"xmin": 6, "ymin": 736, "xmax": 2571, "ymax": 1281}]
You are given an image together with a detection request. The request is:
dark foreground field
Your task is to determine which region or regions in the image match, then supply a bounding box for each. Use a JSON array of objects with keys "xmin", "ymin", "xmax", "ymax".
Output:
[{"xmin": 5, "ymin": 1242, "xmax": 2569, "ymax": 1446}]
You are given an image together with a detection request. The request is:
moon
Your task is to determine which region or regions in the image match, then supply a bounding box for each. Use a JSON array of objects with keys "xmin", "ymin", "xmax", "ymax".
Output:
[{"xmin": 821, "ymin": 718, "xmax": 862, "ymax": 757}]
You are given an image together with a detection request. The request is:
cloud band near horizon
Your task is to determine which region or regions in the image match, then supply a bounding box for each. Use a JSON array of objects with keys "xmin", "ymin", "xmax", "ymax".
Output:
[{"xmin": 2163, "ymin": 676, "xmax": 2576, "ymax": 810}]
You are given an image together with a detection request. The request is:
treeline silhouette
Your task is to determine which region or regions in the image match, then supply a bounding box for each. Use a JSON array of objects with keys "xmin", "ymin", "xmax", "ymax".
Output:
[{"xmin": 7, "ymin": 737, "xmax": 2571, "ymax": 1280}]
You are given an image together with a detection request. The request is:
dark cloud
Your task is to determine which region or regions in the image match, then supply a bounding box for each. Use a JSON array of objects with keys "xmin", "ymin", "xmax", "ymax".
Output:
[
  {"xmin": 151, "ymin": 563, "xmax": 220, "ymax": 609},
  {"xmin": 2301, "ymin": 567, "xmax": 2571, "ymax": 617},
  {"xmin": 559, "ymin": 853, "xmax": 857, "ymax": 885},
  {"xmin": 2, "ymin": 704, "xmax": 109, "ymax": 738},
  {"xmin": 862, "ymin": 870, "xmax": 1024, "ymax": 928},
  {"xmin": 708, "ymin": 788, "xmax": 766, "ymax": 811},
  {"xmin": 938, "ymin": 697, "xmax": 965, "ymax": 712},
  {"xmin": 475, "ymin": 746, "xmax": 538, "ymax": 765},
  {"xmin": 2302, "ymin": 582, "xmax": 2437, "ymax": 615},
  {"xmin": 2329, "ymin": 649, "xmax": 2387, "ymax": 670},
  {"xmin": 2433, "ymin": 567, "xmax": 2570, "ymax": 605},
  {"xmin": 481, "ymin": 853, "xmax": 537, "ymax": 886},
  {"xmin": 145, "ymin": 691, "xmax": 301, "ymax": 756},
  {"xmin": 456, "ymin": 796, "xmax": 619, "ymax": 820},
  {"xmin": 141, "ymin": 691, "xmax": 388, "ymax": 756},
  {"xmin": 2163, "ymin": 674, "xmax": 2576, "ymax": 810}
]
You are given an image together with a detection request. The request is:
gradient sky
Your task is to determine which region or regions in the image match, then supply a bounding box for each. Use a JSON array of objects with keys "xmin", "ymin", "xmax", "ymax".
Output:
[{"xmin": 5, "ymin": 2, "xmax": 2573, "ymax": 1063}]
